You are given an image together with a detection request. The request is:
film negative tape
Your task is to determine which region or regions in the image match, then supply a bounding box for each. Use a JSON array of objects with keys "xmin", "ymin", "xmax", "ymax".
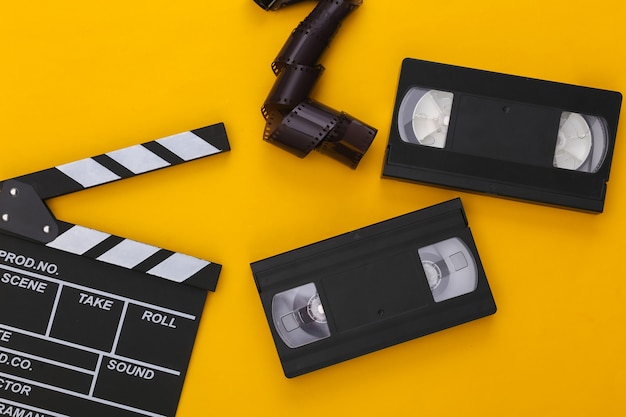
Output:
[
  {"xmin": 251, "ymin": 198, "xmax": 496, "ymax": 378},
  {"xmin": 318, "ymin": 110, "xmax": 378, "ymax": 168},
  {"xmin": 271, "ymin": 0, "xmax": 362, "ymax": 74},
  {"xmin": 384, "ymin": 58, "xmax": 622, "ymax": 212},
  {"xmin": 262, "ymin": 64, "xmax": 325, "ymax": 119},
  {"xmin": 256, "ymin": 0, "xmax": 377, "ymax": 169},
  {"xmin": 264, "ymin": 99, "xmax": 339, "ymax": 157}
]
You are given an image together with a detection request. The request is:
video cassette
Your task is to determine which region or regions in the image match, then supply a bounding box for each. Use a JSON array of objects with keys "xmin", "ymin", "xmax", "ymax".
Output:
[
  {"xmin": 250, "ymin": 198, "xmax": 496, "ymax": 378},
  {"xmin": 383, "ymin": 58, "xmax": 622, "ymax": 212}
]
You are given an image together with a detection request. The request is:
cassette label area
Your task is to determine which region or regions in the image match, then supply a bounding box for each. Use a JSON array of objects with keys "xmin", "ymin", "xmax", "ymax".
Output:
[
  {"xmin": 384, "ymin": 59, "xmax": 622, "ymax": 212},
  {"xmin": 0, "ymin": 234, "xmax": 208, "ymax": 417},
  {"xmin": 251, "ymin": 199, "xmax": 496, "ymax": 378}
]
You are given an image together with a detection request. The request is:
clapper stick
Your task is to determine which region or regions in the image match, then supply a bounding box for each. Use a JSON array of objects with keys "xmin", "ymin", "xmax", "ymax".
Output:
[{"xmin": 0, "ymin": 122, "xmax": 229, "ymax": 290}]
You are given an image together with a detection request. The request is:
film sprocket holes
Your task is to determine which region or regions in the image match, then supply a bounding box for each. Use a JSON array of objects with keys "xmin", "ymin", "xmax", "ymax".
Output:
[
  {"xmin": 251, "ymin": 198, "xmax": 496, "ymax": 378},
  {"xmin": 383, "ymin": 58, "xmax": 622, "ymax": 212},
  {"xmin": 257, "ymin": 0, "xmax": 377, "ymax": 169}
]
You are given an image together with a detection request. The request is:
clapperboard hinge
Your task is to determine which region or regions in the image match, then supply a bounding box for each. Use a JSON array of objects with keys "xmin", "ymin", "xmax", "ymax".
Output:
[{"xmin": 0, "ymin": 122, "xmax": 230, "ymax": 291}]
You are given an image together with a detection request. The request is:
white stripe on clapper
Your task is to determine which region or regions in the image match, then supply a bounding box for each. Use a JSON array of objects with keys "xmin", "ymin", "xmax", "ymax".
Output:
[
  {"xmin": 47, "ymin": 226, "xmax": 110, "ymax": 255},
  {"xmin": 96, "ymin": 239, "xmax": 161, "ymax": 269},
  {"xmin": 157, "ymin": 131, "xmax": 220, "ymax": 161},
  {"xmin": 106, "ymin": 145, "xmax": 169, "ymax": 174},
  {"xmin": 54, "ymin": 130, "xmax": 220, "ymax": 188},
  {"xmin": 56, "ymin": 158, "xmax": 120, "ymax": 188},
  {"xmin": 47, "ymin": 225, "xmax": 210, "ymax": 283},
  {"xmin": 147, "ymin": 252, "xmax": 210, "ymax": 283}
]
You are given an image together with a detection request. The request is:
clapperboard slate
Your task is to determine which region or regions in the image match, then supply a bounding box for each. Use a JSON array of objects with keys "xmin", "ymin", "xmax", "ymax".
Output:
[{"xmin": 0, "ymin": 123, "xmax": 230, "ymax": 417}]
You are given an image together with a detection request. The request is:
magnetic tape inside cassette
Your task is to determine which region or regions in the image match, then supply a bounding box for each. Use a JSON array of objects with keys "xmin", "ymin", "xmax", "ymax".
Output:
[
  {"xmin": 251, "ymin": 198, "xmax": 496, "ymax": 377},
  {"xmin": 384, "ymin": 58, "xmax": 622, "ymax": 212}
]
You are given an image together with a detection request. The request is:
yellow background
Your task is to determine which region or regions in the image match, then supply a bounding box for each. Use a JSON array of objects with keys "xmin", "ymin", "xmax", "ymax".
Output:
[{"xmin": 2, "ymin": 0, "xmax": 626, "ymax": 415}]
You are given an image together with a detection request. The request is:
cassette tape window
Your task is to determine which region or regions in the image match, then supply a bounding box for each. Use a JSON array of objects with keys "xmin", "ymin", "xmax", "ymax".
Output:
[
  {"xmin": 272, "ymin": 282, "xmax": 331, "ymax": 348},
  {"xmin": 553, "ymin": 112, "xmax": 608, "ymax": 173},
  {"xmin": 397, "ymin": 88, "xmax": 609, "ymax": 174},
  {"xmin": 398, "ymin": 87, "xmax": 454, "ymax": 148},
  {"xmin": 418, "ymin": 237, "xmax": 478, "ymax": 303}
]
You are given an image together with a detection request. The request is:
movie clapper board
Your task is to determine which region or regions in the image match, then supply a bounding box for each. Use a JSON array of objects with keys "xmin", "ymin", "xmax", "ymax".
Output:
[{"xmin": 0, "ymin": 123, "xmax": 230, "ymax": 417}]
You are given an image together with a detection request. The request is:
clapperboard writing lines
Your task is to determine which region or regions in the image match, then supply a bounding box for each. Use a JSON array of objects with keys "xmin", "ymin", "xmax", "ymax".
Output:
[
  {"xmin": 0, "ymin": 398, "xmax": 69, "ymax": 417},
  {"xmin": 0, "ymin": 323, "xmax": 179, "ymax": 377},
  {"xmin": 0, "ymin": 346, "xmax": 93, "ymax": 375},
  {"xmin": 89, "ymin": 355, "xmax": 104, "ymax": 397},
  {"xmin": 0, "ymin": 371, "xmax": 167, "ymax": 417},
  {"xmin": 110, "ymin": 301, "xmax": 130, "ymax": 355},
  {"xmin": 0, "ymin": 262, "xmax": 196, "ymax": 320},
  {"xmin": 45, "ymin": 284, "xmax": 63, "ymax": 337},
  {"xmin": 0, "ymin": 262, "xmax": 188, "ymax": 375},
  {"xmin": 0, "ymin": 260, "xmax": 193, "ymax": 416}
]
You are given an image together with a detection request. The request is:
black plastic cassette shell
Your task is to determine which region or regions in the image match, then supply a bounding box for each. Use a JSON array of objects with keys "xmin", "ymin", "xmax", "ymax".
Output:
[
  {"xmin": 383, "ymin": 58, "xmax": 622, "ymax": 212},
  {"xmin": 251, "ymin": 198, "xmax": 496, "ymax": 378}
]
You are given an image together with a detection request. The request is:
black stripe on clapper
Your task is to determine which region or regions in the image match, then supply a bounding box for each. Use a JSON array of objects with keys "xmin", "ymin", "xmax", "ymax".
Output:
[
  {"xmin": 91, "ymin": 155, "xmax": 136, "ymax": 180},
  {"xmin": 132, "ymin": 250, "xmax": 220, "ymax": 291},
  {"xmin": 192, "ymin": 123, "xmax": 231, "ymax": 151},
  {"xmin": 141, "ymin": 142, "xmax": 185, "ymax": 166},
  {"xmin": 185, "ymin": 263, "xmax": 221, "ymax": 292},
  {"xmin": 7, "ymin": 169, "xmax": 84, "ymax": 200},
  {"xmin": 83, "ymin": 235, "xmax": 126, "ymax": 259},
  {"xmin": 133, "ymin": 249, "xmax": 176, "ymax": 275},
  {"xmin": 55, "ymin": 220, "xmax": 76, "ymax": 235}
]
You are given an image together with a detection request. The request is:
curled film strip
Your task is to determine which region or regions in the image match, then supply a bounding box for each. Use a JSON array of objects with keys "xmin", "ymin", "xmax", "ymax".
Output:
[{"xmin": 256, "ymin": 0, "xmax": 377, "ymax": 169}]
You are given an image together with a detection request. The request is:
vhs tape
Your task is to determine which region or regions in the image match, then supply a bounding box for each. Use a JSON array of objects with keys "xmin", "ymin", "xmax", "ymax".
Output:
[
  {"xmin": 251, "ymin": 198, "xmax": 496, "ymax": 377},
  {"xmin": 383, "ymin": 58, "xmax": 622, "ymax": 212}
]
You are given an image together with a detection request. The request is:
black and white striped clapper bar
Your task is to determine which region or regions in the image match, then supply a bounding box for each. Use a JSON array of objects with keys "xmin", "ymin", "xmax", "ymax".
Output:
[
  {"xmin": 0, "ymin": 122, "xmax": 229, "ymax": 417},
  {"xmin": 1, "ymin": 122, "xmax": 229, "ymax": 290}
]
